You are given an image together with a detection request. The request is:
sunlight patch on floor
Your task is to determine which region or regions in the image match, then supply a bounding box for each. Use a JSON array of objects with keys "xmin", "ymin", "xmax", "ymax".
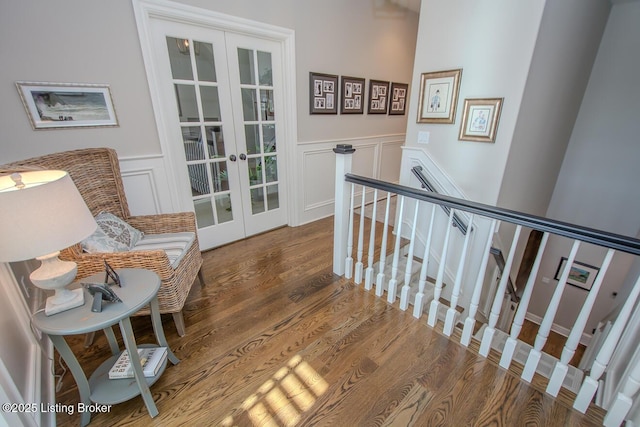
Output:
[{"xmin": 221, "ymin": 354, "xmax": 328, "ymax": 427}]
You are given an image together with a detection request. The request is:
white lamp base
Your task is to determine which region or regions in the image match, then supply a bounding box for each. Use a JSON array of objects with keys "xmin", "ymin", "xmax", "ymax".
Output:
[
  {"xmin": 45, "ymin": 288, "xmax": 85, "ymax": 316},
  {"xmin": 30, "ymin": 251, "xmax": 85, "ymax": 316}
]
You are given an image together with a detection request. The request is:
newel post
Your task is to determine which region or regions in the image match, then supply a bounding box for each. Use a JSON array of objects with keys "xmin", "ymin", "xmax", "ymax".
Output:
[{"xmin": 333, "ymin": 144, "xmax": 355, "ymax": 276}]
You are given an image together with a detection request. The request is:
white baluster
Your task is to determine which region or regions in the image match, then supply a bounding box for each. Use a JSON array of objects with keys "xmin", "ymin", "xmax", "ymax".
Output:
[
  {"xmin": 400, "ymin": 201, "xmax": 420, "ymax": 310},
  {"xmin": 375, "ymin": 193, "xmax": 392, "ymax": 297},
  {"xmin": 479, "ymin": 225, "xmax": 522, "ymax": 357},
  {"xmin": 547, "ymin": 249, "xmax": 615, "ymax": 396},
  {"xmin": 500, "ymin": 232, "xmax": 550, "ymax": 367},
  {"xmin": 364, "ymin": 190, "xmax": 378, "ymax": 291},
  {"xmin": 354, "ymin": 187, "xmax": 367, "ymax": 284},
  {"xmin": 345, "ymin": 183, "xmax": 355, "ymax": 279},
  {"xmin": 461, "ymin": 219, "xmax": 498, "ymax": 346},
  {"xmin": 444, "ymin": 213, "xmax": 474, "ymax": 336},
  {"xmin": 521, "ymin": 239, "xmax": 581, "ymax": 382},
  {"xmin": 387, "ymin": 196, "xmax": 406, "ymax": 303},
  {"xmin": 427, "ymin": 208, "xmax": 455, "ymax": 328},
  {"xmin": 414, "ymin": 204, "xmax": 437, "ymax": 319},
  {"xmin": 603, "ymin": 355, "xmax": 640, "ymax": 427},
  {"xmin": 574, "ymin": 273, "xmax": 640, "ymax": 413}
]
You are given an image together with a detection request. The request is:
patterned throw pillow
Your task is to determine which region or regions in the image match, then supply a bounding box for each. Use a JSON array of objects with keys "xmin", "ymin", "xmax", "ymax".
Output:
[
  {"xmin": 81, "ymin": 226, "xmax": 130, "ymax": 253},
  {"xmin": 94, "ymin": 212, "xmax": 144, "ymax": 249}
]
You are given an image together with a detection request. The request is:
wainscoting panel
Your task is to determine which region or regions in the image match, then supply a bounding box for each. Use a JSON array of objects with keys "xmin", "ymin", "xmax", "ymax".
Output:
[
  {"xmin": 118, "ymin": 154, "xmax": 176, "ymax": 216},
  {"xmin": 296, "ymin": 134, "xmax": 404, "ymax": 225}
]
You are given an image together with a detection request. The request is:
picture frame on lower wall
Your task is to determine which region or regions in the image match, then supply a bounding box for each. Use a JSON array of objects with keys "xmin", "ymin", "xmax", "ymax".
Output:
[
  {"xmin": 309, "ymin": 72, "xmax": 338, "ymax": 114},
  {"xmin": 388, "ymin": 82, "xmax": 409, "ymax": 115},
  {"xmin": 16, "ymin": 81, "xmax": 118, "ymax": 130},
  {"xmin": 554, "ymin": 257, "xmax": 600, "ymax": 291},
  {"xmin": 367, "ymin": 80, "xmax": 390, "ymax": 114},
  {"xmin": 340, "ymin": 76, "xmax": 365, "ymax": 114},
  {"xmin": 458, "ymin": 97, "xmax": 504, "ymax": 143}
]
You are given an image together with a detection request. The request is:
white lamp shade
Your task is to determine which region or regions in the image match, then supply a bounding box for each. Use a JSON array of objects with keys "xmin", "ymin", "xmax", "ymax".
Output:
[{"xmin": 0, "ymin": 170, "xmax": 97, "ymax": 262}]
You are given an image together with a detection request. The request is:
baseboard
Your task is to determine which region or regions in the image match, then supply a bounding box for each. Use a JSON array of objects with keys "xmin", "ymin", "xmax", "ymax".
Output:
[{"xmin": 525, "ymin": 312, "xmax": 592, "ymax": 346}]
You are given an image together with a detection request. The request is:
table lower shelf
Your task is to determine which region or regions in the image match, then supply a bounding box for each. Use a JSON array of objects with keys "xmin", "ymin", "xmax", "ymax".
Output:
[{"xmin": 88, "ymin": 344, "xmax": 168, "ymax": 405}]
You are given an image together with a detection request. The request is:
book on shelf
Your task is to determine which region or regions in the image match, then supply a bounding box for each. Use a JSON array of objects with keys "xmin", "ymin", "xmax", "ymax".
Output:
[{"xmin": 108, "ymin": 347, "xmax": 167, "ymax": 379}]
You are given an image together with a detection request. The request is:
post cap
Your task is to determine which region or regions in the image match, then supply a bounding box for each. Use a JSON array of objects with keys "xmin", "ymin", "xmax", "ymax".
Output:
[{"xmin": 333, "ymin": 144, "xmax": 356, "ymax": 154}]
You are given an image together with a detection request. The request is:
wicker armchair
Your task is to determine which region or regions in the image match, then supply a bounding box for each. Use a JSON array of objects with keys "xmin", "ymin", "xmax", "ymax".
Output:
[{"xmin": 4, "ymin": 148, "xmax": 204, "ymax": 336}]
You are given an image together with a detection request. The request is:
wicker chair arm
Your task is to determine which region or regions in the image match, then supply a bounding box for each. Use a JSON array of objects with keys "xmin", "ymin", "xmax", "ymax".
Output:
[
  {"xmin": 61, "ymin": 247, "xmax": 175, "ymax": 283},
  {"xmin": 126, "ymin": 212, "xmax": 197, "ymax": 234}
]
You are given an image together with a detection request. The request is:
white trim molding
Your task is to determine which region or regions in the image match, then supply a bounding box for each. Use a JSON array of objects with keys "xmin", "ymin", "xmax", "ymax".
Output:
[{"xmin": 296, "ymin": 134, "xmax": 405, "ymax": 225}]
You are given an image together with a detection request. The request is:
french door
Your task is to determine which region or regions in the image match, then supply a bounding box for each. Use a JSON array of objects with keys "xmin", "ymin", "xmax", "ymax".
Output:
[{"xmin": 148, "ymin": 19, "xmax": 288, "ymax": 249}]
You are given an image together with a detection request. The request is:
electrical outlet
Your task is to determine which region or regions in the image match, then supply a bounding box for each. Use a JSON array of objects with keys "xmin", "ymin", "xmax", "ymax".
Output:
[{"xmin": 541, "ymin": 276, "xmax": 551, "ymax": 284}]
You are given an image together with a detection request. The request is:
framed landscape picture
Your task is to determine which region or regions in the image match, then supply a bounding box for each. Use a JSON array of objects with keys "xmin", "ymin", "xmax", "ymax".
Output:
[
  {"xmin": 554, "ymin": 257, "xmax": 600, "ymax": 291},
  {"xmin": 16, "ymin": 81, "xmax": 118, "ymax": 130},
  {"xmin": 367, "ymin": 80, "xmax": 389, "ymax": 114},
  {"xmin": 388, "ymin": 82, "xmax": 408, "ymax": 115},
  {"xmin": 340, "ymin": 76, "xmax": 365, "ymax": 114},
  {"xmin": 309, "ymin": 72, "xmax": 338, "ymax": 114},
  {"xmin": 417, "ymin": 69, "xmax": 462, "ymax": 124}
]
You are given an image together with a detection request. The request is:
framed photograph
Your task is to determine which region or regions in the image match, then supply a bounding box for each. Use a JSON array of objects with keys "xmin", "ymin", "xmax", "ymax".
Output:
[
  {"xmin": 16, "ymin": 81, "xmax": 118, "ymax": 130},
  {"xmin": 389, "ymin": 82, "xmax": 409, "ymax": 115},
  {"xmin": 340, "ymin": 76, "xmax": 365, "ymax": 114},
  {"xmin": 309, "ymin": 72, "xmax": 338, "ymax": 114},
  {"xmin": 459, "ymin": 98, "xmax": 503, "ymax": 142},
  {"xmin": 367, "ymin": 80, "xmax": 390, "ymax": 114},
  {"xmin": 417, "ymin": 69, "xmax": 462, "ymax": 124},
  {"xmin": 554, "ymin": 257, "xmax": 600, "ymax": 291}
]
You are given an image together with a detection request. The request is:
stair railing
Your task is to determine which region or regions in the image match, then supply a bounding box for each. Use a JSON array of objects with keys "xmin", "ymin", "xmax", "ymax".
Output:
[{"xmin": 333, "ymin": 145, "xmax": 640, "ymax": 424}]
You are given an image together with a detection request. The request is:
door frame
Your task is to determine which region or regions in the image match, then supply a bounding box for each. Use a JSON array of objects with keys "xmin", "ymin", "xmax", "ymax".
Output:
[{"xmin": 132, "ymin": 0, "xmax": 298, "ymax": 227}]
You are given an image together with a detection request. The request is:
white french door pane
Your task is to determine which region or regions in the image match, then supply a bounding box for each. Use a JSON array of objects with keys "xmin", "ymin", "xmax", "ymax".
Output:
[
  {"xmin": 200, "ymin": 86, "xmax": 221, "ymax": 121},
  {"xmin": 166, "ymin": 37, "xmax": 193, "ymax": 80},
  {"xmin": 241, "ymin": 88, "xmax": 258, "ymax": 121},
  {"xmin": 195, "ymin": 41, "xmax": 217, "ymax": 82},
  {"xmin": 257, "ymin": 51, "xmax": 272, "ymax": 86},
  {"xmin": 244, "ymin": 124, "xmax": 260, "ymax": 154},
  {"xmin": 237, "ymin": 48, "xmax": 255, "ymax": 85}
]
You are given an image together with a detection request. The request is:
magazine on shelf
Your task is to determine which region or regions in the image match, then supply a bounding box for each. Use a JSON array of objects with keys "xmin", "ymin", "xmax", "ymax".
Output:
[{"xmin": 108, "ymin": 347, "xmax": 167, "ymax": 379}]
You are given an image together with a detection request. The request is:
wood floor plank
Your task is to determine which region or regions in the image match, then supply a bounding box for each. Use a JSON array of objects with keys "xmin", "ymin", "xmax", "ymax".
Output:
[{"xmin": 52, "ymin": 217, "xmax": 604, "ymax": 427}]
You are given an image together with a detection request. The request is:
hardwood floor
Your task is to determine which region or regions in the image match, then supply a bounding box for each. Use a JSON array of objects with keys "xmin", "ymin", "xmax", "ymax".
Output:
[{"xmin": 54, "ymin": 217, "xmax": 603, "ymax": 426}]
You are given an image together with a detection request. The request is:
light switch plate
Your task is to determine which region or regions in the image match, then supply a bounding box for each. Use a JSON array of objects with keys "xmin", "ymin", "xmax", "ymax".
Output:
[{"xmin": 418, "ymin": 131, "xmax": 430, "ymax": 144}]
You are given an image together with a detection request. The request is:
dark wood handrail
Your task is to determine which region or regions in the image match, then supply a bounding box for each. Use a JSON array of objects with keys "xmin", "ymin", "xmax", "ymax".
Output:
[
  {"xmin": 344, "ymin": 173, "xmax": 640, "ymax": 256},
  {"xmin": 411, "ymin": 166, "xmax": 468, "ymax": 235}
]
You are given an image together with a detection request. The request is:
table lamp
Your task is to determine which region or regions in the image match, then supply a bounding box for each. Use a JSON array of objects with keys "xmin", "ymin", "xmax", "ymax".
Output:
[{"xmin": 0, "ymin": 169, "xmax": 97, "ymax": 315}]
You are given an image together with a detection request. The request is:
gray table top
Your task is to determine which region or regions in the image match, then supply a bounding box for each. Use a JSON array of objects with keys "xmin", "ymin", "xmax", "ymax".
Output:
[{"xmin": 32, "ymin": 268, "xmax": 160, "ymax": 335}]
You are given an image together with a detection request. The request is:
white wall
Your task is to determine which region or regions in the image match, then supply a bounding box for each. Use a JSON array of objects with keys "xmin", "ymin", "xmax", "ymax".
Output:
[
  {"xmin": 496, "ymin": 0, "xmax": 610, "ymax": 218},
  {"xmin": 527, "ymin": 1, "xmax": 640, "ymax": 333},
  {"xmin": 403, "ymin": 0, "xmax": 546, "ymax": 205}
]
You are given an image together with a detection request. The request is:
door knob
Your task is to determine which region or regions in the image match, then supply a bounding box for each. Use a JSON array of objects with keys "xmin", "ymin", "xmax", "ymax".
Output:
[
  {"xmin": 229, "ymin": 154, "xmax": 237, "ymax": 162},
  {"xmin": 239, "ymin": 153, "xmax": 247, "ymax": 161}
]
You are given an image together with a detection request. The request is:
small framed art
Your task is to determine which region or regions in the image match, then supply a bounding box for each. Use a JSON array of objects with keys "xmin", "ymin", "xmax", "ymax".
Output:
[
  {"xmin": 417, "ymin": 69, "xmax": 462, "ymax": 124},
  {"xmin": 309, "ymin": 72, "xmax": 338, "ymax": 114},
  {"xmin": 340, "ymin": 76, "xmax": 365, "ymax": 114},
  {"xmin": 458, "ymin": 98, "xmax": 503, "ymax": 142},
  {"xmin": 367, "ymin": 80, "xmax": 389, "ymax": 114},
  {"xmin": 389, "ymin": 82, "xmax": 408, "ymax": 115},
  {"xmin": 554, "ymin": 257, "xmax": 600, "ymax": 291},
  {"xmin": 16, "ymin": 81, "xmax": 118, "ymax": 130}
]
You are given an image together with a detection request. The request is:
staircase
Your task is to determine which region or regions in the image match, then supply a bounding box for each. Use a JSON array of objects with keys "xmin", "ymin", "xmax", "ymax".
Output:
[{"xmin": 332, "ymin": 144, "xmax": 640, "ymax": 427}]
